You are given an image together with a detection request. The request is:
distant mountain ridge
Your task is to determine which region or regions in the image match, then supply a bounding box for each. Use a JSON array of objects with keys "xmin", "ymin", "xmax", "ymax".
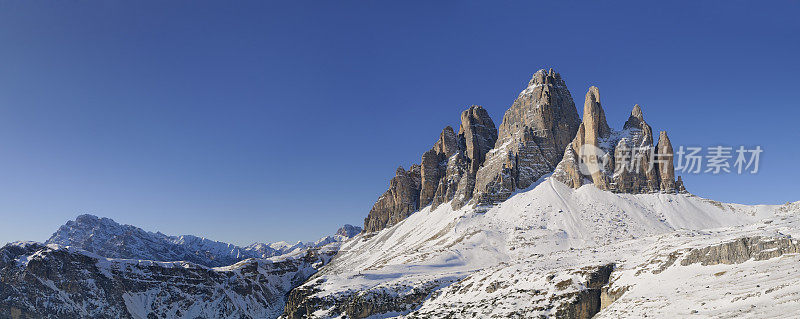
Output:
[{"xmin": 45, "ymin": 214, "xmax": 361, "ymax": 267}]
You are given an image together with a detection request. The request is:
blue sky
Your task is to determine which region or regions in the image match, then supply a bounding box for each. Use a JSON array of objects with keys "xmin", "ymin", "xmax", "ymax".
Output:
[{"xmin": 0, "ymin": 1, "xmax": 798, "ymax": 246}]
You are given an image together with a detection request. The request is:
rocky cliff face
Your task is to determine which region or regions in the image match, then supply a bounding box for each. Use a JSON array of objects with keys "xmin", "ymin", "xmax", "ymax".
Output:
[
  {"xmin": 471, "ymin": 69, "xmax": 581, "ymax": 205},
  {"xmin": 363, "ymin": 165, "xmax": 422, "ymax": 233},
  {"xmin": 364, "ymin": 69, "xmax": 583, "ymax": 233},
  {"xmin": 552, "ymin": 86, "xmax": 685, "ymax": 194}
]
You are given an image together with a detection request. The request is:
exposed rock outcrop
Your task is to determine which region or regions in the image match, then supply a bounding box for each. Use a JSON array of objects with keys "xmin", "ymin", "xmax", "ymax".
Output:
[
  {"xmin": 363, "ymin": 165, "xmax": 421, "ymax": 233},
  {"xmin": 471, "ymin": 69, "xmax": 581, "ymax": 205},
  {"xmin": 282, "ymin": 279, "xmax": 444, "ymax": 319},
  {"xmin": 553, "ymin": 87, "xmax": 682, "ymax": 194},
  {"xmin": 656, "ymin": 131, "xmax": 675, "ymax": 192},
  {"xmin": 450, "ymin": 105, "xmax": 498, "ymax": 209},
  {"xmin": 581, "ymin": 86, "xmax": 611, "ymax": 147},
  {"xmin": 680, "ymin": 236, "xmax": 800, "ymax": 266},
  {"xmin": 459, "ymin": 105, "xmax": 498, "ymax": 174},
  {"xmin": 420, "ymin": 127, "xmax": 458, "ymax": 208}
]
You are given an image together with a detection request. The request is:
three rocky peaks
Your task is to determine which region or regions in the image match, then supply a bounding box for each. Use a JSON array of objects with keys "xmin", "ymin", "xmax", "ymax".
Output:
[{"xmin": 364, "ymin": 69, "xmax": 685, "ymax": 233}]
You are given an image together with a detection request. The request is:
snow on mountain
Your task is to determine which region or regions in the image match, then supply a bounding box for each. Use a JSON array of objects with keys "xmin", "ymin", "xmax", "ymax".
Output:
[
  {"xmin": 45, "ymin": 214, "xmax": 361, "ymax": 267},
  {"xmin": 0, "ymin": 217, "xmax": 362, "ymax": 319},
  {"xmin": 282, "ymin": 178, "xmax": 799, "ymax": 318},
  {"xmin": 0, "ymin": 241, "xmax": 336, "ymax": 319}
]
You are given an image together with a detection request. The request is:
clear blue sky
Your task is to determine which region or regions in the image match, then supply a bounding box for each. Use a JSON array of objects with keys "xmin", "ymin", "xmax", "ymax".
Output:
[{"xmin": 1, "ymin": 1, "xmax": 798, "ymax": 246}]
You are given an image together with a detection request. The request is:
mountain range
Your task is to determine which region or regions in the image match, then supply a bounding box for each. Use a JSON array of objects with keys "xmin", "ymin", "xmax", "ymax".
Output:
[
  {"xmin": 45, "ymin": 214, "xmax": 361, "ymax": 268},
  {"xmin": 1, "ymin": 68, "xmax": 798, "ymax": 319}
]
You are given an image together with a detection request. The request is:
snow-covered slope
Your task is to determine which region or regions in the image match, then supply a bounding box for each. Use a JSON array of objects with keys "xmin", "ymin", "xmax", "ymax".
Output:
[
  {"xmin": 282, "ymin": 178, "xmax": 797, "ymax": 318},
  {"xmin": 46, "ymin": 214, "xmax": 361, "ymax": 267}
]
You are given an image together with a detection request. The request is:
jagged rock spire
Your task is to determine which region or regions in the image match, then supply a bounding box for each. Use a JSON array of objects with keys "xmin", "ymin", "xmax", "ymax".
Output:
[
  {"xmin": 656, "ymin": 131, "xmax": 675, "ymax": 192},
  {"xmin": 562, "ymin": 86, "xmax": 612, "ymax": 190},
  {"xmin": 554, "ymin": 95, "xmax": 684, "ymax": 195},
  {"xmin": 421, "ymin": 126, "xmax": 460, "ymax": 207},
  {"xmin": 459, "ymin": 106, "xmax": 497, "ymax": 173},
  {"xmin": 450, "ymin": 105, "xmax": 498, "ymax": 209},
  {"xmin": 623, "ymin": 104, "xmax": 653, "ymax": 146},
  {"xmin": 582, "ymin": 86, "xmax": 611, "ymax": 145}
]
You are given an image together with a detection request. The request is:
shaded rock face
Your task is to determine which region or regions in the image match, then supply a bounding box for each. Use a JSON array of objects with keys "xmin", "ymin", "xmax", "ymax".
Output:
[
  {"xmin": 420, "ymin": 126, "xmax": 459, "ymax": 208},
  {"xmin": 656, "ymin": 131, "xmax": 675, "ymax": 192},
  {"xmin": 471, "ymin": 69, "xmax": 581, "ymax": 206},
  {"xmin": 553, "ymin": 87, "xmax": 683, "ymax": 194},
  {"xmin": 363, "ymin": 105, "xmax": 498, "ymax": 232},
  {"xmin": 450, "ymin": 106, "xmax": 498, "ymax": 209},
  {"xmin": 363, "ymin": 165, "xmax": 422, "ymax": 233},
  {"xmin": 460, "ymin": 105, "xmax": 498, "ymax": 174}
]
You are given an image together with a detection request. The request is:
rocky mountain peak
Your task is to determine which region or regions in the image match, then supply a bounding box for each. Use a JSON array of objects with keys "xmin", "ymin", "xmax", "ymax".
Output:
[
  {"xmin": 363, "ymin": 69, "xmax": 686, "ymax": 233},
  {"xmin": 656, "ymin": 131, "xmax": 676, "ymax": 192},
  {"xmin": 553, "ymin": 88, "xmax": 682, "ymax": 194},
  {"xmin": 631, "ymin": 104, "xmax": 644, "ymax": 120},
  {"xmin": 581, "ymin": 86, "xmax": 611, "ymax": 144},
  {"xmin": 622, "ymin": 104, "xmax": 654, "ymax": 146},
  {"xmin": 46, "ymin": 214, "xmax": 359, "ymax": 267},
  {"xmin": 524, "ymin": 68, "xmax": 565, "ymax": 89},
  {"xmin": 499, "ymin": 69, "xmax": 578, "ymax": 146},
  {"xmin": 470, "ymin": 68, "xmax": 581, "ymax": 206},
  {"xmin": 335, "ymin": 224, "xmax": 362, "ymax": 238}
]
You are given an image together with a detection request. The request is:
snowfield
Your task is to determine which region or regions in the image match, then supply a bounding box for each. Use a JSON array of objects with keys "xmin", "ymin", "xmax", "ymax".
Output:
[
  {"xmin": 284, "ymin": 178, "xmax": 800, "ymax": 318},
  {"xmin": 3, "ymin": 178, "xmax": 798, "ymax": 318}
]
